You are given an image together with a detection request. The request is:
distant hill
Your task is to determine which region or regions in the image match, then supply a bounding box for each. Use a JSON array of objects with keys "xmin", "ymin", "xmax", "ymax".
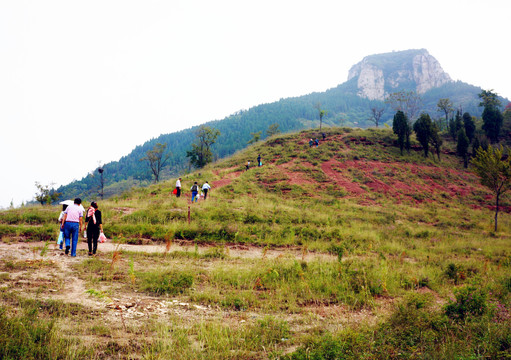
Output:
[{"xmin": 56, "ymin": 49, "xmax": 509, "ymax": 201}]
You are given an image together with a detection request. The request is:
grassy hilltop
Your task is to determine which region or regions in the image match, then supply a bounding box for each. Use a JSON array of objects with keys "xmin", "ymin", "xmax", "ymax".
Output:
[{"xmin": 1, "ymin": 127, "xmax": 511, "ymax": 359}]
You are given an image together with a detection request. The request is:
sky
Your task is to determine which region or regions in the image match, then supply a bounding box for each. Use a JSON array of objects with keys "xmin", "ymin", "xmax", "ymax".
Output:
[{"xmin": 1, "ymin": 0, "xmax": 510, "ymax": 209}]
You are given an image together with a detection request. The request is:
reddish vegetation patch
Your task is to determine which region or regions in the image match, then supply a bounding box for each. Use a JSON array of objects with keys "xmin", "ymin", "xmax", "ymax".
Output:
[
  {"xmin": 208, "ymin": 134, "xmax": 508, "ymax": 210},
  {"xmin": 327, "ymin": 160, "xmax": 485, "ymax": 204},
  {"xmin": 212, "ymin": 169, "xmax": 242, "ymax": 188},
  {"xmin": 276, "ymin": 161, "xmax": 316, "ymax": 186},
  {"xmin": 321, "ymin": 159, "xmax": 365, "ymax": 195}
]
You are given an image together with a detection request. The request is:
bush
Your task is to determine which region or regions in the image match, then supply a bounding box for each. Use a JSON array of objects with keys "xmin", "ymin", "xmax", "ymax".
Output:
[
  {"xmin": 445, "ymin": 263, "xmax": 465, "ymax": 285},
  {"xmin": 444, "ymin": 285, "xmax": 488, "ymax": 321}
]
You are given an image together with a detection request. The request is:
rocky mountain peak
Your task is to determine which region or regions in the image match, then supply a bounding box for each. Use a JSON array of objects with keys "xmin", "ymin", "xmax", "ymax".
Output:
[{"xmin": 347, "ymin": 49, "xmax": 452, "ymax": 101}]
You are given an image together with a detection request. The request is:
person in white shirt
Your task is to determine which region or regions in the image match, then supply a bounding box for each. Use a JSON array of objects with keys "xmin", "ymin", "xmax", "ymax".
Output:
[
  {"xmin": 60, "ymin": 198, "xmax": 84, "ymax": 256},
  {"xmin": 175, "ymin": 178, "xmax": 182, "ymax": 198},
  {"xmin": 202, "ymin": 181, "xmax": 211, "ymax": 200}
]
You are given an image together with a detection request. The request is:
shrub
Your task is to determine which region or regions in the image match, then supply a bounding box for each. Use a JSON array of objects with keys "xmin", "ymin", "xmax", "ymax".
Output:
[
  {"xmin": 445, "ymin": 263, "xmax": 465, "ymax": 285},
  {"xmin": 220, "ymin": 295, "xmax": 248, "ymax": 311},
  {"xmin": 284, "ymin": 331, "xmax": 366, "ymax": 360},
  {"xmin": 444, "ymin": 285, "xmax": 488, "ymax": 321},
  {"xmin": 327, "ymin": 244, "xmax": 345, "ymax": 262}
]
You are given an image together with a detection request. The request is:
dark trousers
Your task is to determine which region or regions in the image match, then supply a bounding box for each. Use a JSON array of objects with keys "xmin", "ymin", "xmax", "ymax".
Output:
[
  {"xmin": 176, "ymin": 187, "xmax": 181, "ymax": 197},
  {"xmin": 203, "ymin": 189, "xmax": 208, "ymax": 199},
  {"xmin": 87, "ymin": 226, "xmax": 100, "ymax": 254}
]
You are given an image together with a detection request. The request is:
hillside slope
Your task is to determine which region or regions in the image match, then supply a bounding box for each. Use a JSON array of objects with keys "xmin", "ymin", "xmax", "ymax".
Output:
[
  {"xmin": 18, "ymin": 127, "xmax": 506, "ymax": 246},
  {"xmin": 55, "ymin": 49, "xmax": 509, "ymax": 202},
  {"xmin": 1, "ymin": 127, "xmax": 511, "ymax": 359}
]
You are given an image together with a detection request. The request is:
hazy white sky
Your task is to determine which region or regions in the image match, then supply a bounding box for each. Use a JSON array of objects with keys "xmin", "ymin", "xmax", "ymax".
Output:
[{"xmin": 1, "ymin": 0, "xmax": 510, "ymax": 208}]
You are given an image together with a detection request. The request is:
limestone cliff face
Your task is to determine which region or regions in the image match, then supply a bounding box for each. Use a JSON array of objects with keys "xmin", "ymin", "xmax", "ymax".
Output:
[{"xmin": 347, "ymin": 49, "xmax": 452, "ymax": 101}]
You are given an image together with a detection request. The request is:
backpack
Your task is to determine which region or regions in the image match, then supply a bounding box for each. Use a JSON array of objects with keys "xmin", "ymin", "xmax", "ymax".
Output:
[{"xmin": 192, "ymin": 185, "xmax": 198, "ymax": 192}]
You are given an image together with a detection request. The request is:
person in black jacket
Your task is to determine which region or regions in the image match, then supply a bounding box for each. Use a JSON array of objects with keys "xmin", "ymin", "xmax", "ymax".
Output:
[{"xmin": 85, "ymin": 201, "xmax": 103, "ymax": 256}]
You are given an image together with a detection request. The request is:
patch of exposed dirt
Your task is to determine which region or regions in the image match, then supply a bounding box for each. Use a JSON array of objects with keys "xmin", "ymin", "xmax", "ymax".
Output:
[
  {"xmin": 0, "ymin": 240, "xmax": 337, "ymax": 263},
  {"xmin": 211, "ymin": 169, "xmax": 242, "ymax": 188},
  {"xmin": 321, "ymin": 159, "xmax": 365, "ymax": 195},
  {"xmin": 111, "ymin": 207, "xmax": 136, "ymax": 216},
  {"xmin": 276, "ymin": 160, "xmax": 317, "ymax": 186}
]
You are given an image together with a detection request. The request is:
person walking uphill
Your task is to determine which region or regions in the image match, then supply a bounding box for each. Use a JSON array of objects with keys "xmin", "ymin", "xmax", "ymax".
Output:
[
  {"xmin": 85, "ymin": 201, "xmax": 103, "ymax": 256},
  {"xmin": 175, "ymin": 178, "xmax": 182, "ymax": 198},
  {"xmin": 202, "ymin": 181, "xmax": 211, "ymax": 200},
  {"xmin": 60, "ymin": 198, "xmax": 83, "ymax": 256},
  {"xmin": 191, "ymin": 181, "xmax": 199, "ymax": 203}
]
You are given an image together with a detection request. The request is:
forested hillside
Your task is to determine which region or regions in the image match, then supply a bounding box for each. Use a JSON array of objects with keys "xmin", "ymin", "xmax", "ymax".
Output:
[{"xmin": 55, "ymin": 51, "xmax": 505, "ymax": 202}]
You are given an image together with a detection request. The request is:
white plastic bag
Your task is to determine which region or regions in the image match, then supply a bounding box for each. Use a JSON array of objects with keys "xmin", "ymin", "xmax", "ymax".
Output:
[{"xmin": 99, "ymin": 232, "xmax": 107, "ymax": 243}]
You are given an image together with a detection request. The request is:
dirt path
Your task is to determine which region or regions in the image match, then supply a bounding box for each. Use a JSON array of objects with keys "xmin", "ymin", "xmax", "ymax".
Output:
[{"xmin": 0, "ymin": 239, "xmax": 337, "ymax": 262}]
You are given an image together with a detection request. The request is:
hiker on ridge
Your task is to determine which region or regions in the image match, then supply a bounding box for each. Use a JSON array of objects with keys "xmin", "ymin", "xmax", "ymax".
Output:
[
  {"xmin": 202, "ymin": 181, "xmax": 211, "ymax": 200},
  {"xmin": 190, "ymin": 181, "xmax": 199, "ymax": 203},
  {"xmin": 175, "ymin": 178, "xmax": 182, "ymax": 198}
]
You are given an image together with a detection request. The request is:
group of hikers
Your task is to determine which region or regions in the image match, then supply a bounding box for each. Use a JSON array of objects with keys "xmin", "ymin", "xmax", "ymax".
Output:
[
  {"xmin": 245, "ymin": 154, "xmax": 263, "ymax": 171},
  {"xmin": 174, "ymin": 178, "xmax": 211, "ymax": 203},
  {"xmin": 309, "ymin": 133, "xmax": 326, "ymax": 148},
  {"xmin": 175, "ymin": 154, "xmax": 264, "ymax": 200},
  {"xmin": 58, "ymin": 198, "xmax": 104, "ymax": 257}
]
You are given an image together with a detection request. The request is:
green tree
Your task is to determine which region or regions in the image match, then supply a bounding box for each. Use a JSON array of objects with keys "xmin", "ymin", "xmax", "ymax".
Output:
[
  {"xmin": 413, "ymin": 113, "xmax": 433, "ymax": 158},
  {"xmin": 457, "ymin": 128, "xmax": 470, "ymax": 168},
  {"xmin": 502, "ymin": 103, "xmax": 511, "ymax": 136},
  {"xmin": 266, "ymin": 123, "xmax": 281, "ymax": 137},
  {"xmin": 140, "ymin": 143, "xmax": 171, "ymax": 183},
  {"xmin": 429, "ymin": 123, "xmax": 443, "ymax": 161},
  {"xmin": 463, "ymin": 112, "xmax": 476, "ymax": 143},
  {"xmin": 186, "ymin": 125, "xmax": 221, "ymax": 169},
  {"xmin": 479, "ymin": 90, "xmax": 503, "ymax": 143},
  {"xmin": 479, "ymin": 89, "xmax": 502, "ymax": 108},
  {"xmin": 437, "ymin": 98, "xmax": 454, "ymax": 130},
  {"xmin": 471, "ymin": 145, "xmax": 511, "ymax": 231},
  {"xmin": 392, "ymin": 111, "xmax": 411, "ymax": 155},
  {"xmin": 449, "ymin": 110, "xmax": 463, "ymax": 141},
  {"xmin": 314, "ymin": 103, "xmax": 327, "ymax": 130},
  {"xmin": 35, "ymin": 182, "xmax": 61, "ymax": 205},
  {"xmin": 248, "ymin": 131, "xmax": 262, "ymax": 144}
]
